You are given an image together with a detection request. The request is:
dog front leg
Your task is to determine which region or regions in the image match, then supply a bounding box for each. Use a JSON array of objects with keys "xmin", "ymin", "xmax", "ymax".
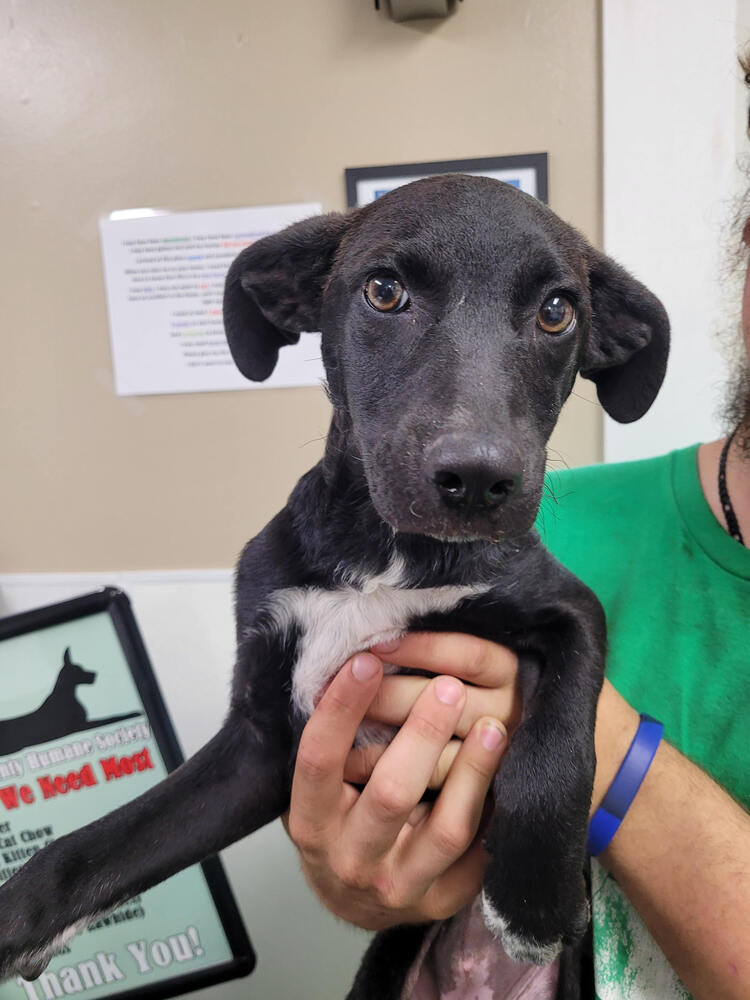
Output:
[
  {"xmin": 480, "ymin": 607, "xmax": 605, "ymax": 965},
  {"xmin": 0, "ymin": 710, "xmax": 290, "ymax": 982}
]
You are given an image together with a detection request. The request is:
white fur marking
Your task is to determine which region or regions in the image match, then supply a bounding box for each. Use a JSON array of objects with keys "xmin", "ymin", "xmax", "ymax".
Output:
[
  {"xmin": 480, "ymin": 890, "xmax": 562, "ymax": 966},
  {"xmin": 253, "ymin": 556, "xmax": 488, "ymax": 723},
  {"xmin": 15, "ymin": 916, "xmax": 91, "ymax": 979}
]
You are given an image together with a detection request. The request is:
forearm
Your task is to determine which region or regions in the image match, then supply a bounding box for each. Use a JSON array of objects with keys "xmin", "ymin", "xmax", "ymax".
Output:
[{"xmin": 593, "ymin": 681, "xmax": 750, "ymax": 1000}]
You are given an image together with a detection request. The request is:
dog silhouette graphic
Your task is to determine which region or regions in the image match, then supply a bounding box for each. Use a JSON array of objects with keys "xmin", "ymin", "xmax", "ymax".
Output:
[{"xmin": 0, "ymin": 648, "xmax": 141, "ymax": 756}]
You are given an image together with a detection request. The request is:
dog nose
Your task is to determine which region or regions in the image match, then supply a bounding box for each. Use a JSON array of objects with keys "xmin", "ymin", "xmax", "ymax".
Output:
[
  {"xmin": 433, "ymin": 466, "xmax": 519, "ymax": 509},
  {"xmin": 427, "ymin": 439, "xmax": 522, "ymax": 511}
]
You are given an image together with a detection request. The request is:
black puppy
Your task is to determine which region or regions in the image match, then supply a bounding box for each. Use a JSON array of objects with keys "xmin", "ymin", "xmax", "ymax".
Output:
[{"xmin": 0, "ymin": 176, "xmax": 668, "ymax": 996}]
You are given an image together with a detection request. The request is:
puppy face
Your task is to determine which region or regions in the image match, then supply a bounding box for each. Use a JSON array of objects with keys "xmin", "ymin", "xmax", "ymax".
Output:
[
  {"xmin": 321, "ymin": 179, "xmax": 590, "ymax": 541},
  {"xmin": 224, "ymin": 174, "xmax": 669, "ymax": 543}
]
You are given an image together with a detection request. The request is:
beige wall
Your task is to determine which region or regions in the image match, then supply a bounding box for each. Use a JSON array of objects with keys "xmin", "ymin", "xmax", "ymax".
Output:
[{"xmin": 2, "ymin": 0, "xmax": 602, "ymax": 573}]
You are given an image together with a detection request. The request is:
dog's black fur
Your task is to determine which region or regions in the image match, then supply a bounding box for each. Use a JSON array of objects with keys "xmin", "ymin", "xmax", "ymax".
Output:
[{"xmin": 0, "ymin": 176, "xmax": 668, "ymax": 997}]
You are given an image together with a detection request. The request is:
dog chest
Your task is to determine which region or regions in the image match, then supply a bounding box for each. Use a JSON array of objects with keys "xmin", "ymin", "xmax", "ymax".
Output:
[{"xmin": 260, "ymin": 560, "xmax": 488, "ymax": 719}]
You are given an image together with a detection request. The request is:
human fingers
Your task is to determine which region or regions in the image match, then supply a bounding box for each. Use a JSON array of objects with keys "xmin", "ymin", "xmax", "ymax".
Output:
[
  {"xmin": 288, "ymin": 652, "xmax": 382, "ymax": 851},
  {"xmin": 343, "ymin": 719, "xmax": 504, "ymax": 923},
  {"xmin": 344, "ymin": 738, "xmax": 461, "ymax": 789},
  {"xmin": 343, "ymin": 675, "xmax": 466, "ymax": 863},
  {"xmin": 371, "ymin": 632, "xmax": 518, "ymax": 689},
  {"xmin": 401, "ymin": 716, "xmax": 507, "ymax": 892},
  {"xmin": 367, "ymin": 673, "xmax": 518, "ymax": 739}
]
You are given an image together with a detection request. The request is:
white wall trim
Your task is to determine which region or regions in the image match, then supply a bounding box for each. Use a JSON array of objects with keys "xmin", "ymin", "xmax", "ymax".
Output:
[
  {"xmin": 0, "ymin": 569, "xmax": 233, "ymax": 590},
  {"xmin": 602, "ymin": 0, "xmax": 743, "ymax": 463}
]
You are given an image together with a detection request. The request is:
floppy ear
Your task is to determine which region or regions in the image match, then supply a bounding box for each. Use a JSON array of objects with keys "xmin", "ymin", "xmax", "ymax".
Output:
[
  {"xmin": 223, "ymin": 212, "xmax": 350, "ymax": 381},
  {"xmin": 580, "ymin": 250, "xmax": 670, "ymax": 423}
]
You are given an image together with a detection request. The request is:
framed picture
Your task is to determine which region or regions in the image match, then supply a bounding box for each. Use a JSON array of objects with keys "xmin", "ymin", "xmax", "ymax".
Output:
[
  {"xmin": 345, "ymin": 152, "xmax": 548, "ymax": 207},
  {"xmin": 0, "ymin": 589, "xmax": 254, "ymax": 1000}
]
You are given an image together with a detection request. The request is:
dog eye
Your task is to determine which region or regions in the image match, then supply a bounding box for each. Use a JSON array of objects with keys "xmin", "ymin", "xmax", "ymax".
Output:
[
  {"xmin": 536, "ymin": 295, "xmax": 576, "ymax": 334},
  {"xmin": 364, "ymin": 275, "xmax": 409, "ymax": 313}
]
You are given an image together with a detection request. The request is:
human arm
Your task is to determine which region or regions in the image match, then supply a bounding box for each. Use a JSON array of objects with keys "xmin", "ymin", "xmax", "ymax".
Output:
[
  {"xmin": 591, "ymin": 682, "xmax": 750, "ymax": 1000},
  {"xmin": 287, "ymin": 633, "xmax": 750, "ymax": 999}
]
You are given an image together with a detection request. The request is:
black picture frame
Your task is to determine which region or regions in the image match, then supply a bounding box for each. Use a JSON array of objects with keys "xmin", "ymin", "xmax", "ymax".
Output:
[
  {"xmin": 0, "ymin": 588, "xmax": 254, "ymax": 1000},
  {"xmin": 345, "ymin": 152, "xmax": 548, "ymax": 208}
]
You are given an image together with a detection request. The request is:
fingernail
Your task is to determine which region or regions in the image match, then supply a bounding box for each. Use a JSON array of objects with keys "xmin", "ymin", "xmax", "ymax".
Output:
[
  {"xmin": 370, "ymin": 638, "xmax": 400, "ymax": 654},
  {"xmin": 352, "ymin": 653, "xmax": 379, "ymax": 682},
  {"xmin": 435, "ymin": 676, "xmax": 463, "ymax": 705},
  {"xmin": 480, "ymin": 722, "xmax": 506, "ymax": 752}
]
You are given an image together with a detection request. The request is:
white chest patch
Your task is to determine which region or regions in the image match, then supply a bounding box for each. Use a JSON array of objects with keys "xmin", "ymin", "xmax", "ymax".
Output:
[{"xmin": 255, "ymin": 556, "xmax": 488, "ymax": 723}]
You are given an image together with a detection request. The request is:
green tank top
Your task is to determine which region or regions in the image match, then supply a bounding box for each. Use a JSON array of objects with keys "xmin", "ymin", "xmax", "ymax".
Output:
[{"xmin": 539, "ymin": 445, "xmax": 750, "ymax": 999}]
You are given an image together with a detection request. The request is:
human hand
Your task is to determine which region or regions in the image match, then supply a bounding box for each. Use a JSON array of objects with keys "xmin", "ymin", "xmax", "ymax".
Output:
[
  {"xmin": 345, "ymin": 633, "xmax": 522, "ymax": 790},
  {"xmin": 285, "ymin": 633, "xmax": 520, "ymax": 930}
]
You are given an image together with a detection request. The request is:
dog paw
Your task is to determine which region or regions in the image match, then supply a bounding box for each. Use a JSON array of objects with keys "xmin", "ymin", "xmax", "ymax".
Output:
[
  {"xmin": 0, "ymin": 918, "xmax": 86, "ymax": 983},
  {"xmin": 480, "ymin": 891, "xmax": 562, "ymax": 966},
  {"xmin": 0, "ymin": 944, "xmax": 48, "ymax": 984},
  {"xmin": 0, "ymin": 860, "xmax": 94, "ymax": 984}
]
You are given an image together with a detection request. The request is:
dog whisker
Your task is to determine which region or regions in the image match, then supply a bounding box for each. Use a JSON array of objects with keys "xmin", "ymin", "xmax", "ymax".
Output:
[
  {"xmin": 568, "ymin": 389, "xmax": 599, "ymax": 406},
  {"xmin": 545, "ymin": 447, "xmax": 571, "ymax": 471},
  {"xmin": 300, "ymin": 434, "xmax": 327, "ymax": 448}
]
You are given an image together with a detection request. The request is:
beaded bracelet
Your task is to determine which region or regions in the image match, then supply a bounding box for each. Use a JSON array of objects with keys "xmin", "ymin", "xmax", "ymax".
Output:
[{"xmin": 587, "ymin": 713, "xmax": 664, "ymax": 857}]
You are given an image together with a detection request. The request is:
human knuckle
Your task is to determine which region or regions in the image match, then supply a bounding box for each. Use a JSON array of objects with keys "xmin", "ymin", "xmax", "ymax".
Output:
[
  {"xmin": 295, "ymin": 743, "xmax": 333, "ymax": 782},
  {"xmin": 410, "ymin": 711, "xmax": 447, "ymax": 744},
  {"xmin": 463, "ymin": 754, "xmax": 496, "ymax": 782},
  {"xmin": 324, "ymin": 687, "xmax": 353, "ymax": 716},
  {"xmin": 334, "ymin": 859, "xmax": 366, "ymax": 890},
  {"xmin": 430, "ymin": 820, "xmax": 471, "ymax": 859},
  {"xmin": 371, "ymin": 872, "xmax": 407, "ymax": 910},
  {"xmin": 369, "ymin": 777, "xmax": 413, "ymax": 821},
  {"xmin": 287, "ymin": 808, "xmax": 324, "ymax": 848},
  {"xmin": 292, "ymin": 830, "xmax": 319, "ymax": 855},
  {"xmin": 338, "ymin": 854, "xmax": 384, "ymax": 893},
  {"xmin": 462, "ymin": 637, "xmax": 490, "ymax": 682},
  {"xmin": 288, "ymin": 821, "xmax": 323, "ymax": 855}
]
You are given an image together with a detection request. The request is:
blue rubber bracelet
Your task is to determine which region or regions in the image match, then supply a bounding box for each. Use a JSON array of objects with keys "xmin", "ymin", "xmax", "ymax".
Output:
[{"xmin": 587, "ymin": 713, "xmax": 664, "ymax": 857}]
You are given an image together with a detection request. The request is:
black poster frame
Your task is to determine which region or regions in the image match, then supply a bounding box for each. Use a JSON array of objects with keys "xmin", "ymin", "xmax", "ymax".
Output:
[
  {"xmin": 345, "ymin": 152, "xmax": 549, "ymax": 207},
  {"xmin": 0, "ymin": 588, "xmax": 255, "ymax": 1000}
]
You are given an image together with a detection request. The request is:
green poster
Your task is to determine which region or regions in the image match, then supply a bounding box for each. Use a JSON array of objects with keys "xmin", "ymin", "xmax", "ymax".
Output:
[{"xmin": 0, "ymin": 590, "xmax": 254, "ymax": 1000}]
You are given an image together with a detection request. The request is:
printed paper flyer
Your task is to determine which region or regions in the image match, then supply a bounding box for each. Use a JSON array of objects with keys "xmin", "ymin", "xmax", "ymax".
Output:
[{"xmin": 99, "ymin": 203, "xmax": 324, "ymax": 396}]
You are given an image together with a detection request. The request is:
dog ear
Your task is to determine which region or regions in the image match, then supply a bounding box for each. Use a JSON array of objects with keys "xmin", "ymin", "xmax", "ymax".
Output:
[
  {"xmin": 580, "ymin": 250, "xmax": 670, "ymax": 423},
  {"xmin": 223, "ymin": 213, "xmax": 350, "ymax": 381},
  {"xmin": 63, "ymin": 647, "xmax": 71, "ymax": 664}
]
